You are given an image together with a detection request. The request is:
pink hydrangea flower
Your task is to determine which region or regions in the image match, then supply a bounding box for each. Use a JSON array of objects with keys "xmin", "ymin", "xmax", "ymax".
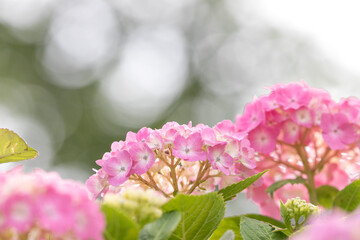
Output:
[
  {"xmin": 234, "ymin": 82, "xmax": 360, "ymax": 218},
  {"xmin": 103, "ymin": 150, "xmax": 133, "ymax": 185},
  {"xmin": 88, "ymin": 120, "xmax": 257, "ymax": 198},
  {"xmin": 291, "ymin": 211, "xmax": 360, "ymax": 240},
  {"xmin": 129, "ymin": 142, "xmax": 155, "ymax": 174},
  {"xmin": 0, "ymin": 167, "xmax": 105, "ymax": 240},
  {"xmin": 208, "ymin": 143, "xmax": 234, "ymax": 175}
]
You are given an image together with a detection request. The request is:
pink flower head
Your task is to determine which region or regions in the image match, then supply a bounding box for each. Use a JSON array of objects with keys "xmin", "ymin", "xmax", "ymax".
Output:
[
  {"xmin": 321, "ymin": 113, "xmax": 358, "ymax": 150},
  {"xmin": 3, "ymin": 193, "xmax": 35, "ymax": 233},
  {"xmin": 36, "ymin": 188, "xmax": 74, "ymax": 234},
  {"xmin": 208, "ymin": 143, "xmax": 234, "ymax": 175},
  {"xmin": 103, "ymin": 150, "xmax": 133, "ymax": 185},
  {"xmin": 74, "ymin": 201, "xmax": 105, "ymax": 240},
  {"xmin": 129, "ymin": 142, "xmax": 155, "ymax": 175},
  {"xmin": 173, "ymin": 132, "xmax": 207, "ymax": 161},
  {"xmin": 273, "ymin": 82, "xmax": 311, "ymax": 110},
  {"xmin": 248, "ymin": 125, "xmax": 277, "ymax": 154},
  {"xmin": 291, "ymin": 211, "xmax": 357, "ymax": 240}
]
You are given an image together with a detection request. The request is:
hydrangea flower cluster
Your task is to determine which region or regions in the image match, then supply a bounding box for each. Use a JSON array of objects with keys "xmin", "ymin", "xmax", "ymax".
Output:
[
  {"xmin": 0, "ymin": 166, "xmax": 105, "ymax": 240},
  {"xmin": 236, "ymin": 82, "xmax": 360, "ymax": 217},
  {"xmin": 103, "ymin": 187, "xmax": 166, "ymax": 226},
  {"xmin": 87, "ymin": 121, "xmax": 257, "ymax": 198},
  {"xmin": 291, "ymin": 210, "xmax": 360, "ymax": 240}
]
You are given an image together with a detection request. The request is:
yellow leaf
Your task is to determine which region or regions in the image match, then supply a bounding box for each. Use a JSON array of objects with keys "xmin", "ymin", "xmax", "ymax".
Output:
[{"xmin": 0, "ymin": 128, "xmax": 38, "ymax": 164}]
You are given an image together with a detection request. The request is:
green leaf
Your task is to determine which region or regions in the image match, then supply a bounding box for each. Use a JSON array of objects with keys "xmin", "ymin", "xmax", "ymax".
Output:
[
  {"xmin": 210, "ymin": 217, "xmax": 242, "ymax": 240},
  {"xmin": 139, "ymin": 211, "xmax": 181, "ymax": 240},
  {"xmin": 243, "ymin": 214, "xmax": 285, "ymax": 229},
  {"xmin": 218, "ymin": 170, "xmax": 268, "ymax": 201},
  {"xmin": 280, "ymin": 201, "xmax": 292, "ymax": 233},
  {"xmin": 266, "ymin": 177, "xmax": 306, "ymax": 198},
  {"xmin": 316, "ymin": 185, "xmax": 339, "ymax": 209},
  {"xmin": 333, "ymin": 179, "xmax": 360, "ymax": 212},
  {"xmin": 0, "ymin": 128, "xmax": 38, "ymax": 164},
  {"xmin": 162, "ymin": 192, "xmax": 225, "ymax": 240},
  {"xmin": 102, "ymin": 204, "xmax": 139, "ymax": 240},
  {"xmin": 240, "ymin": 217, "xmax": 287, "ymax": 240}
]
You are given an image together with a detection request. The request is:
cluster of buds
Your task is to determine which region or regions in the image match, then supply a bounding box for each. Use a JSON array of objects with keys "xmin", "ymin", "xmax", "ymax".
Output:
[
  {"xmin": 103, "ymin": 187, "xmax": 166, "ymax": 226},
  {"xmin": 0, "ymin": 167, "xmax": 104, "ymax": 240},
  {"xmin": 87, "ymin": 121, "xmax": 257, "ymax": 199},
  {"xmin": 237, "ymin": 82, "xmax": 360, "ymax": 218},
  {"xmin": 284, "ymin": 197, "xmax": 320, "ymax": 223}
]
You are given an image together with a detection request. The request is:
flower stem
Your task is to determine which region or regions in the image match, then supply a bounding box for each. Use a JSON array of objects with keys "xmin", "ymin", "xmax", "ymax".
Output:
[{"xmin": 295, "ymin": 144, "xmax": 318, "ymax": 205}]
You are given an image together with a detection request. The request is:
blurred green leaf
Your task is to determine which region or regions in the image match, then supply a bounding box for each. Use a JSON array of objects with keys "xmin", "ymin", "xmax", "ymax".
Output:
[
  {"xmin": 0, "ymin": 128, "xmax": 38, "ymax": 164},
  {"xmin": 102, "ymin": 204, "xmax": 139, "ymax": 240},
  {"xmin": 138, "ymin": 211, "xmax": 181, "ymax": 240},
  {"xmin": 162, "ymin": 192, "xmax": 225, "ymax": 240},
  {"xmin": 333, "ymin": 179, "xmax": 360, "ymax": 212},
  {"xmin": 316, "ymin": 185, "xmax": 339, "ymax": 209},
  {"xmin": 243, "ymin": 214, "xmax": 285, "ymax": 229},
  {"xmin": 240, "ymin": 217, "xmax": 287, "ymax": 240},
  {"xmin": 266, "ymin": 177, "xmax": 306, "ymax": 198},
  {"xmin": 210, "ymin": 216, "xmax": 242, "ymax": 240},
  {"xmin": 218, "ymin": 170, "xmax": 268, "ymax": 201}
]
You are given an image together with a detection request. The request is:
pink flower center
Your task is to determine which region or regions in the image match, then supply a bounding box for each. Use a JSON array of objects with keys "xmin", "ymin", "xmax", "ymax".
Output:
[{"xmin": 12, "ymin": 202, "xmax": 30, "ymax": 222}]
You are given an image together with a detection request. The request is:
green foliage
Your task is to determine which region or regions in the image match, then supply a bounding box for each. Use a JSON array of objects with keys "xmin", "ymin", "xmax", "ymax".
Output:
[
  {"xmin": 243, "ymin": 214, "xmax": 285, "ymax": 229},
  {"xmin": 266, "ymin": 177, "xmax": 306, "ymax": 198},
  {"xmin": 0, "ymin": 128, "xmax": 38, "ymax": 164},
  {"xmin": 210, "ymin": 217, "xmax": 242, "ymax": 240},
  {"xmin": 139, "ymin": 211, "xmax": 181, "ymax": 240},
  {"xmin": 333, "ymin": 179, "xmax": 360, "ymax": 212},
  {"xmin": 280, "ymin": 201, "xmax": 293, "ymax": 234},
  {"xmin": 240, "ymin": 217, "xmax": 287, "ymax": 240},
  {"xmin": 162, "ymin": 192, "xmax": 225, "ymax": 240},
  {"xmin": 218, "ymin": 170, "xmax": 268, "ymax": 201},
  {"xmin": 316, "ymin": 185, "xmax": 339, "ymax": 209},
  {"xmin": 102, "ymin": 204, "xmax": 139, "ymax": 240}
]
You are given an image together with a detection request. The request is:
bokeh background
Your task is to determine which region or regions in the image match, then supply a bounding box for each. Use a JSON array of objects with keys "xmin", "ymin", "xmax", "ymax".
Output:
[{"xmin": 1, "ymin": 0, "xmax": 360, "ymax": 215}]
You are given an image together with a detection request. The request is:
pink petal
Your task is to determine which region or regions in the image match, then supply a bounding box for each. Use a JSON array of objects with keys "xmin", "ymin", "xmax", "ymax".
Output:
[
  {"xmin": 201, "ymin": 127, "xmax": 222, "ymax": 146},
  {"xmin": 136, "ymin": 127, "xmax": 152, "ymax": 142},
  {"xmin": 282, "ymin": 120, "xmax": 299, "ymax": 144},
  {"xmin": 129, "ymin": 142, "xmax": 155, "ymax": 175},
  {"xmin": 291, "ymin": 107, "xmax": 313, "ymax": 127},
  {"xmin": 248, "ymin": 125, "xmax": 277, "ymax": 154},
  {"xmin": 187, "ymin": 132, "xmax": 204, "ymax": 151},
  {"xmin": 236, "ymin": 100, "xmax": 265, "ymax": 132},
  {"xmin": 103, "ymin": 150, "xmax": 132, "ymax": 177}
]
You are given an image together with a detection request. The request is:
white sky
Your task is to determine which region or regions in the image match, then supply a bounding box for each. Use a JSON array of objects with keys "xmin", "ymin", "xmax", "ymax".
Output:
[{"xmin": 246, "ymin": 0, "xmax": 360, "ymax": 76}]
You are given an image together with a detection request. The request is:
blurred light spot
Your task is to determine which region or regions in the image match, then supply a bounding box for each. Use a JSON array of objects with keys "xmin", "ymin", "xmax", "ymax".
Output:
[
  {"xmin": 42, "ymin": 0, "xmax": 119, "ymax": 88},
  {"xmin": 97, "ymin": 26, "xmax": 187, "ymax": 129},
  {"xmin": 110, "ymin": 0, "xmax": 192, "ymax": 24},
  {"xmin": 0, "ymin": 0, "xmax": 57, "ymax": 29}
]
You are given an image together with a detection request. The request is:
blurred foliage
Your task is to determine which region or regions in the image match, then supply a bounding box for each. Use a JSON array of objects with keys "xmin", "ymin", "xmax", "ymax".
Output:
[{"xmin": 0, "ymin": 0, "xmax": 349, "ymax": 177}]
